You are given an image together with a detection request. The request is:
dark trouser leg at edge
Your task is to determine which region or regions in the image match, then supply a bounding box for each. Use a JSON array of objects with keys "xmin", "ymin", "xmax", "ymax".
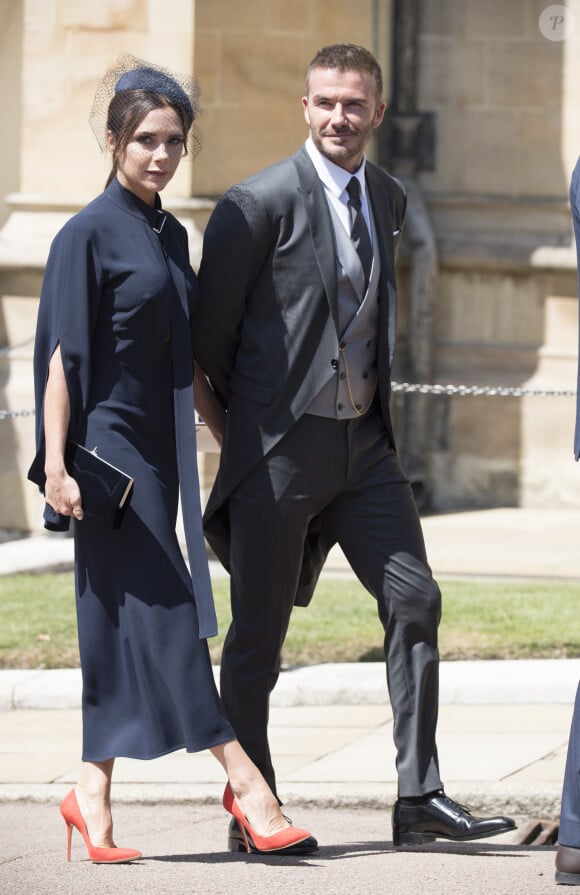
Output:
[{"xmin": 555, "ymin": 682, "xmax": 580, "ymax": 884}]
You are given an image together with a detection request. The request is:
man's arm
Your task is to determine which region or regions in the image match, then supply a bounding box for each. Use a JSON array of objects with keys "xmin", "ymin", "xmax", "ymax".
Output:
[
  {"xmin": 193, "ymin": 186, "xmax": 272, "ymax": 405},
  {"xmin": 193, "ymin": 361, "xmax": 226, "ymax": 447}
]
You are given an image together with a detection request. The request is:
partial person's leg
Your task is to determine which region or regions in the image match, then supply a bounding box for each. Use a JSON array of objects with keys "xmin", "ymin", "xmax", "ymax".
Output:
[
  {"xmin": 556, "ymin": 682, "xmax": 580, "ymax": 884},
  {"xmin": 75, "ymin": 759, "xmax": 116, "ymax": 846},
  {"xmin": 221, "ymin": 415, "xmax": 346, "ymax": 795},
  {"xmin": 323, "ymin": 410, "xmax": 442, "ymax": 797},
  {"xmin": 323, "ymin": 409, "xmax": 515, "ymax": 844},
  {"xmin": 211, "ymin": 741, "xmax": 288, "ymax": 835},
  {"xmin": 59, "ymin": 759, "xmax": 141, "ymax": 861},
  {"xmin": 222, "ymin": 485, "xmax": 309, "ymax": 795},
  {"xmin": 210, "ymin": 739, "xmax": 311, "ymax": 852}
]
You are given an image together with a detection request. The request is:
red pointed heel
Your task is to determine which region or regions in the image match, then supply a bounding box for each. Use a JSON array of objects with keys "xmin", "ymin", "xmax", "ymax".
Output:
[
  {"xmin": 60, "ymin": 789, "xmax": 142, "ymax": 864},
  {"xmin": 222, "ymin": 782, "xmax": 311, "ymax": 854}
]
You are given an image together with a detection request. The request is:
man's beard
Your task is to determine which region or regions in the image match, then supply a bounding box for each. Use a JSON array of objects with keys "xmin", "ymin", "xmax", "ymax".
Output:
[{"xmin": 311, "ymin": 123, "xmax": 373, "ymax": 166}]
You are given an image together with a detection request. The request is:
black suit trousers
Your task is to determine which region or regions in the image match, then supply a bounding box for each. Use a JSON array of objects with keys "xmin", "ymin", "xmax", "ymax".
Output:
[{"xmin": 220, "ymin": 407, "xmax": 443, "ymax": 798}]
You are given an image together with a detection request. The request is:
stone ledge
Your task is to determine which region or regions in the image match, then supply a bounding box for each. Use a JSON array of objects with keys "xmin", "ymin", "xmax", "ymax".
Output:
[{"xmin": 0, "ymin": 781, "xmax": 560, "ymax": 818}]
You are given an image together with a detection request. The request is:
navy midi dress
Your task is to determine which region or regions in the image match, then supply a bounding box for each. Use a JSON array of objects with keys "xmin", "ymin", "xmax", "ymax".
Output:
[{"xmin": 32, "ymin": 178, "xmax": 234, "ymax": 761}]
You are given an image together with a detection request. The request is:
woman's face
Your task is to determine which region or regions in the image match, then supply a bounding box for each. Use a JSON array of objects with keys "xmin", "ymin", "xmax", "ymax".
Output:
[{"xmin": 110, "ymin": 106, "xmax": 186, "ymax": 205}]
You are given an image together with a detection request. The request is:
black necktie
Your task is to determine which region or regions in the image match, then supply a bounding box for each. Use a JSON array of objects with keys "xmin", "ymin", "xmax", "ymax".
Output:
[{"xmin": 346, "ymin": 176, "xmax": 373, "ymax": 288}]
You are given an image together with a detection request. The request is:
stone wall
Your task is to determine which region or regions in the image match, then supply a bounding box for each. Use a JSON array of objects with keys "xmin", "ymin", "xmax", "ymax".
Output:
[
  {"xmin": 0, "ymin": 2, "xmax": 23, "ymax": 230},
  {"xmin": 404, "ymin": 0, "xmax": 580, "ymax": 509},
  {"xmin": 192, "ymin": 0, "xmax": 389, "ymax": 195}
]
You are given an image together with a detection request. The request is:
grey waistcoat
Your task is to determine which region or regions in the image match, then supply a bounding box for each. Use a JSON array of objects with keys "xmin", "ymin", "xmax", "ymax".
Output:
[{"xmin": 306, "ymin": 196, "xmax": 381, "ymax": 419}]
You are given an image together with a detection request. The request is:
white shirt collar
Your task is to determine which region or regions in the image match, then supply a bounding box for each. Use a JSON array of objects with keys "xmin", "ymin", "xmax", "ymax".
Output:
[{"xmin": 305, "ymin": 137, "xmax": 367, "ymax": 200}]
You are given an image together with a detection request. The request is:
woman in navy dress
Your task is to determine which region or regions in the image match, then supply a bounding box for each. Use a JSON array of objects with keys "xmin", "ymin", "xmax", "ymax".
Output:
[{"xmin": 31, "ymin": 55, "xmax": 312, "ymax": 863}]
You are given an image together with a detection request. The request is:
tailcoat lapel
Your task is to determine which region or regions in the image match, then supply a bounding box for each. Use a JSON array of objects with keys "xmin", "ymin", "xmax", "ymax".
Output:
[
  {"xmin": 292, "ymin": 148, "xmax": 340, "ymax": 333},
  {"xmin": 365, "ymin": 164, "xmax": 398, "ymax": 367}
]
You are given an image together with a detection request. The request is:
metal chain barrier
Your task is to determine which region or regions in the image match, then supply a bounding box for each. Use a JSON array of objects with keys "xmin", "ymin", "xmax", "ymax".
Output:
[
  {"xmin": 0, "ymin": 338, "xmax": 36, "ymax": 419},
  {"xmin": 0, "ymin": 332, "xmax": 576, "ymax": 418},
  {"xmin": 390, "ymin": 381, "xmax": 576, "ymax": 398},
  {"xmin": 0, "ymin": 409, "xmax": 35, "ymax": 420},
  {"xmin": 0, "ymin": 380, "xmax": 576, "ymax": 422}
]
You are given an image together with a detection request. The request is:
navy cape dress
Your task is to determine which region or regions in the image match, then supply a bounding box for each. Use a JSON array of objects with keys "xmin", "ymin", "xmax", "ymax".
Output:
[{"xmin": 32, "ymin": 178, "xmax": 234, "ymax": 760}]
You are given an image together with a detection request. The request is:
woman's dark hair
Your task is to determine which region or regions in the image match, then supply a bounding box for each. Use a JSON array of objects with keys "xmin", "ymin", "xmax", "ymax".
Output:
[{"xmin": 105, "ymin": 90, "xmax": 190, "ymax": 189}]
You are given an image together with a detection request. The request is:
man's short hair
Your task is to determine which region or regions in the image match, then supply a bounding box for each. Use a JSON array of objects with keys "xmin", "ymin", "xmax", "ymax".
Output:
[{"xmin": 306, "ymin": 43, "xmax": 383, "ymax": 97}]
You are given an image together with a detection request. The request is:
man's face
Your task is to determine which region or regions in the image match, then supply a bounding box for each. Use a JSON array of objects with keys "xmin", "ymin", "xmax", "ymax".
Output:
[{"xmin": 302, "ymin": 67, "xmax": 386, "ymax": 173}]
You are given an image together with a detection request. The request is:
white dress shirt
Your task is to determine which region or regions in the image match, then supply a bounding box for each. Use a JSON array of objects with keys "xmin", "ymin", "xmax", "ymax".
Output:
[{"xmin": 304, "ymin": 137, "xmax": 373, "ymax": 243}]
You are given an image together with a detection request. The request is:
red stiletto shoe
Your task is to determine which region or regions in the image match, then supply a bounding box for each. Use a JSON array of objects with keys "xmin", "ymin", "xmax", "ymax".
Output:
[
  {"xmin": 222, "ymin": 782, "xmax": 311, "ymax": 854},
  {"xmin": 60, "ymin": 789, "xmax": 142, "ymax": 864}
]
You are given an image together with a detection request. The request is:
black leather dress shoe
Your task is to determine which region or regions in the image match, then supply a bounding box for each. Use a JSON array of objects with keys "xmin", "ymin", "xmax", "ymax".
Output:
[
  {"xmin": 556, "ymin": 844, "xmax": 580, "ymax": 885},
  {"xmin": 392, "ymin": 792, "xmax": 516, "ymax": 846},
  {"xmin": 227, "ymin": 817, "xmax": 319, "ymax": 855}
]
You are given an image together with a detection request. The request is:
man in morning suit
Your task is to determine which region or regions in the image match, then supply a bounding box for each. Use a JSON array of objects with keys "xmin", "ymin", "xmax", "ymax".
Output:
[
  {"xmin": 555, "ymin": 158, "xmax": 580, "ymax": 886},
  {"xmin": 192, "ymin": 43, "xmax": 515, "ymax": 853}
]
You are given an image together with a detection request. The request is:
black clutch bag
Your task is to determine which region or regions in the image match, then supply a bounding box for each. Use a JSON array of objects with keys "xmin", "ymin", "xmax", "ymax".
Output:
[{"xmin": 28, "ymin": 441, "xmax": 134, "ymax": 529}]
